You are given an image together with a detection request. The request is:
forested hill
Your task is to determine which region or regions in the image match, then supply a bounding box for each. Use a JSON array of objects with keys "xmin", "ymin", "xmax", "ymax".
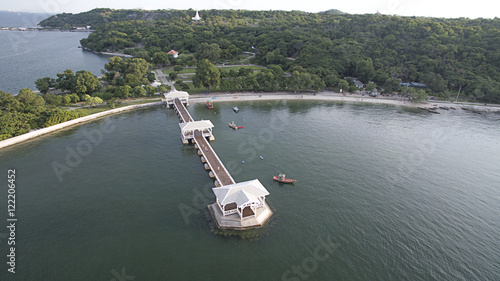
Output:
[{"xmin": 40, "ymin": 9, "xmax": 500, "ymax": 103}]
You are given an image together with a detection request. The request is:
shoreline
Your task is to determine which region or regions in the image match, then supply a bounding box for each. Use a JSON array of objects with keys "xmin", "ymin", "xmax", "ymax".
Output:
[
  {"xmin": 0, "ymin": 101, "xmax": 163, "ymax": 150},
  {"xmin": 188, "ymin": 91, "xmax": 500, "ymax": 112},
  {"xmin": 1, "ymin": 91, "xmax": 498, "ymax": 150}
]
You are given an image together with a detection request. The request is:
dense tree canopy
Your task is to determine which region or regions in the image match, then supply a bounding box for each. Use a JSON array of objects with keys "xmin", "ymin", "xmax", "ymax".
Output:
[
  {"xmin": 55, "ymin": 8, "xmax": 499, "ymax": 102},
  {"xmin": 193, "ymin": 59, "xmax": 220, "ymax": 92},
  {"xmin": 0, "ymin": 89, "xmax": 84, "ymax": 140}
]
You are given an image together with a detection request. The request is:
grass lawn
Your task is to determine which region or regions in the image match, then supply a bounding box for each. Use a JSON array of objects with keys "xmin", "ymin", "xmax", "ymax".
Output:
[
  {"xmin": 184, "ymin": 82, "xmax": 207, "ymax": 94},
  {"xmin": 216, "ymin": 65, "xmax": 263, "ymax": 71},
  {"xmin": 162, "ymin": 68, "xmax": 196, "ymax": 75}
]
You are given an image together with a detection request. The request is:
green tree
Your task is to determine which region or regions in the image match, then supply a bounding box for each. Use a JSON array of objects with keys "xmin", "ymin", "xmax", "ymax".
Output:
[
  {"xmin": 175, "ymin": 80, "xmax": 190, "ymax": 91},
  {"xmin": 365, "ymin": 82, "xmax": 377, "ymax": 91},
  {"xmin": 324, "ymin": 74, "xmax": 340, "ymax": 89},
  {"xmin": 75, "ymin": 71, "xmax": 100, "ymax": 96},
  {"xmin": 85, "ymin": 96, "xmax": 104, "ymax": 107},
  {"xmin": 62, "ymin": 95, "xmax": 72, "ymax": 105},
  {"xmin": 196, "ymin": 43, "xmax": 221, "ymax": 63},
  {"xmin": 173, "ymin": 65, "xmax": 184, "ymax": 72},
  {"xmin": 17, "ymin": 89, "xmax": 45, "ymax": 108},
  {"xmin": 238, "ymin": 67, "xmax": 253, "ymax": 77},
  {"xmin": 104, "ymin": 56, "xmax": 124, "ymax": 72},
  {"xmin": 144, "ymin": 85, "xmax": 156, "ymax": 96},
  {"xmin": 55, "ymin": 69, "xmax": 75, "ymax": 92},
  {"xmin": 193, "ymin": 59, "xmax": 220, "ymax": 92},
  {"xmin": 120, "ymin": 85, "xmax": 132, "ymax": 98},
  {"xmin": 256, "ymin": 69, "xmax": 279, "ymax": 91},
  {"xmin": 355, "ymin": 58, "xmax": 375, "ymax": 84},
  {"xmin": 44, "ymin": 110, "xmax": 80, "ymax": 127},
  {"xmin": 43, "ymin": 94, "xmax": 63, "ymax": 106},
  {"xmin": 338, "ymin": 80, "xmax": 349, "ymax": 92},
  {"xmin": 107, "ymin": 98, "xmax": 121, "ymax": 108},
  {"xmin": 152, "ymin": 52, "xmax": 170, "ymax": 68},
  {"xmin": 348, "ymin": 85, "xmax": 358, "ymax": 92},
  {"xmin": 35, "ymin": 77, "xmax": 55, "ymax": 94},
  {"xmin": 157, "ymin": 84, "xmax": 170, "ymax": 93},
  {"xmin": 133, "ymin": 86, "xmax": 147, "ymax": 97},
  {"xmin": 0, "ymin": 91, "xmax": 20, "ymax": 112},
  {"xmin": 169, "ymin": 72, "xmax": 178, "ymax": 80},
  {"xmin": 103, "ymin": 57, "xmax": 151, "ymax": 88},
  {"xmin": 220, "ymin": 79, "xmax": 236, "ymax": 91},
  {"xmin": 410, "ymin": 89, "xmax": 428, "ymax": 103}
]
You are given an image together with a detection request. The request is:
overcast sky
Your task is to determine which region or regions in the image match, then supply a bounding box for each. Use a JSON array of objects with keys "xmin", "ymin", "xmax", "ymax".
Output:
[{"xmin": 3, "ymin": 0, "xmax": 499, "ymax": 19}]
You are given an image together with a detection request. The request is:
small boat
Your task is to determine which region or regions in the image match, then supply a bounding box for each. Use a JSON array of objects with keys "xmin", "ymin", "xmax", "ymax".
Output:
[
  {"xmin": 229, "ymin": 121, "xmax": 243, "ymax": 129},
  {"xmin": 273, "ymin": 173, "xmax": 296, "ymax": 184},
  {"xmin": 233, "ymin": 106, "xmax": 239, "ymax": 113},
  {"xmin": 259, "ymin": 155, "xmax": 264, "ymax": 160},
  {"xmin": 206, "ymin": 100, "xmax": 213, "ymax": 109}
]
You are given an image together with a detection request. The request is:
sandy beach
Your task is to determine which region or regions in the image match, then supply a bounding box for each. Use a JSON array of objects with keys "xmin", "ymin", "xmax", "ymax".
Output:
[{"xmin": 189, "ymin": 91, "xmax": 500, "ymax": 112}]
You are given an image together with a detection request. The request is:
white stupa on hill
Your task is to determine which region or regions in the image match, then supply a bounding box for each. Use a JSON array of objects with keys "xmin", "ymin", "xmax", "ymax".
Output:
[{"xmin": 192, "ymin": 10, "xmax": 201, "ymax": 21}]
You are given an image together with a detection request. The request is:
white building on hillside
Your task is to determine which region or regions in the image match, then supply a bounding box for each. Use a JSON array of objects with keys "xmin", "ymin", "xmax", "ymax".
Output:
[{"xmin": 192, "ymin": 10, "xmax": 201, "ymax": 21}]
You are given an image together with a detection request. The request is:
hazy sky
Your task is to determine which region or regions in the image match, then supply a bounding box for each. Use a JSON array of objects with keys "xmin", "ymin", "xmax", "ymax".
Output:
[{"xmin": 3, "ymin": 0, "xmax": 499, "ymax": 19}]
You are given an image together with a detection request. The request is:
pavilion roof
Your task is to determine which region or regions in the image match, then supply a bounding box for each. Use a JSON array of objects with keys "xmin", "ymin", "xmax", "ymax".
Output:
[
  {"xmin": 164, "ymin": 90, "xmax": 189, "ymax": 99},
  {"xmin": 179, "ymin": 120, "xmax": 214, "ymax": 131},
  {"xmin": 213, "ymin": 179, "xmax": 269, "ymax": 207}
]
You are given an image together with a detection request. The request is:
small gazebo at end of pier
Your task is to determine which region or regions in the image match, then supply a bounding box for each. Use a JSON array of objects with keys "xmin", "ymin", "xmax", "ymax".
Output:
[{"xmin": 208, "ymin": 179, "xmax": 273, "ymax": 230}]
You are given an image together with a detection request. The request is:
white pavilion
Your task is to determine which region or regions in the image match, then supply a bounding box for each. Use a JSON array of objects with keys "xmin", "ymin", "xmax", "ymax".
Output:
[
  {"xmin": 178, "ymin": 120, "xmax": 215, "ymax": 143},
  {"xmin": 164, "ymin": 90, "xmax": 189, "ymax": 107},
  {"xmin": 209, "ymin": 179, "xmax": 273, "ymax": 229}
]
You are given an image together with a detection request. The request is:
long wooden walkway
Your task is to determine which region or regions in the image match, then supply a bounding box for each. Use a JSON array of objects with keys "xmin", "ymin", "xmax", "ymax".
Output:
[
  {"xmin": 193, "ymin": 131, "xmax": 235, "ymax": 186},
  {"xmin": 172, "ymin": 98, "xmax": 235, "ymax": 186},
  {"xmin": 174, "ymin": 98, "xmax": 193, "ymax": 123}
]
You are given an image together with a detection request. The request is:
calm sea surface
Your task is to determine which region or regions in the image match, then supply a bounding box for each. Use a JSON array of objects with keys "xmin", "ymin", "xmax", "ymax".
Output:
[
  {"xmin": 0, "ymin": 101, "xmax": 499, "ymax": 280},
  {"xmin": 0, "ymin": 30, "xmax": 109, "ymax": 94}
]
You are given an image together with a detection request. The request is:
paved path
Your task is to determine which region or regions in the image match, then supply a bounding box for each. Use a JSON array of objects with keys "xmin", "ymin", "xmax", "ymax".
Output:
[{"xmin": 155, "ymin": 69, "xmax": 176, "ymax": 91}]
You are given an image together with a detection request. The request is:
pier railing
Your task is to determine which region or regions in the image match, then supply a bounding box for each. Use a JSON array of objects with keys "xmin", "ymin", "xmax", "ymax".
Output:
[
  {"xmin": 193, "ymin": 131, "xmax": 235, "ymax": 186},
  {"xmin": 173, "ymin": 98, "xmax": 193, "ymax": 123}
]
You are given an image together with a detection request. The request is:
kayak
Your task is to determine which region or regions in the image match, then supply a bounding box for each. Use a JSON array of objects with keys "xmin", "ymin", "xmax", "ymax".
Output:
[{"xmin": 229, "ymin": 121, "xmax": 244, "ymax": 130}]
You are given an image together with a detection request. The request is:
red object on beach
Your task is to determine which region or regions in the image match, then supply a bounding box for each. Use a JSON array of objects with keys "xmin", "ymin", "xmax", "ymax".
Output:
[{"xmin": 273, "ymin": 174, "xmax": 296, "ymax": 184}]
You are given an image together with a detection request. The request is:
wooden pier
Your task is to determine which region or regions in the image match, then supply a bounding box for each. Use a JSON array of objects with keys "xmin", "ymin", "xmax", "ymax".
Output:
[
  {"xmin": 174, "ymin": 98, "xmax": 193, "ymax": 123},
  {"xmin": 194, "ymin": 131, "xmax": 235, "ymax": 186},
  {"xmin": 166, "ymin": 92, "xmax": 272, "ymax": 229}
]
